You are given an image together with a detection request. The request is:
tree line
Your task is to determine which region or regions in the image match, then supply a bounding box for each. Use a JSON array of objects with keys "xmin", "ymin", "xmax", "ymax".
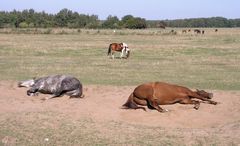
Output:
[
  {"xmin": 0, "ymin": 9, "xmax": 240, "ymax": 29},
  {"xmin": 0, "ymin": 9, "xmax": 147, "ymax": 29}
]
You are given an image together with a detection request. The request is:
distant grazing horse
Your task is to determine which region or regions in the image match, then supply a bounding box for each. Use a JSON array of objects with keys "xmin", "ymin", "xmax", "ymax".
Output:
[
  {"xmin": 194, "ymin": 29, "xmax": 201, "ymax": 34},
  {"xmin": 122, "ymin": 82, "xmax": 218, "ymax": 112},
  {"xmin": 107, "ymin": 42, "xmax": 130, "ymax": 59},
  {"xmin": 182, "ymin": 30, "xmax": 187, "ymax": 33},
  {"xmin": 18, "ymin": 75, "xmax": 84, "ymax": 100},
  {"xmin": 170, "ymin": 29, "xmax": 175, "ymax": 33},
  {"xmin": 159, "ymin": 25, "xmax": 166, "ymax": 29}
]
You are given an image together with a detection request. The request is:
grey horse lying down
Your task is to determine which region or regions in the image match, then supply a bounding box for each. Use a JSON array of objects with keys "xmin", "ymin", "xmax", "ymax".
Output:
[{"xmin": 18, "ymin": 75, "xmax": 84, "ymax": 100}]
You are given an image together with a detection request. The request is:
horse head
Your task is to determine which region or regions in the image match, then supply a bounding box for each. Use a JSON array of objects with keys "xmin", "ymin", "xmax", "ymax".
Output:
[
  {"xmin": 126, "ymin": 49, "xmax": 130, "ymax": 58},
  {"xmin": 18, "ymin": 78, "xmax": 36, "ymax": 88},
  {"xmin": 122, "ymin": 43, "xmax": 130, "ymax": 58},
  {"xmin": 196, "ymin": 89, "xmax": 213, "ymax": 99}
]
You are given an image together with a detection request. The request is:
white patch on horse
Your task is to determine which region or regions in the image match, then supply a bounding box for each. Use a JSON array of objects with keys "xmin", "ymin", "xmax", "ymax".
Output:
[
  {"xmin": 39, "ymin": 83, "xmax": 45, "ymax": 90},
  {"xmin": 121, "ymin": 48, "xmax": 125, "ymax": 58},
  {"xmin": 122, "ymin": 42, "xmax": 129, "ymax": 57}
]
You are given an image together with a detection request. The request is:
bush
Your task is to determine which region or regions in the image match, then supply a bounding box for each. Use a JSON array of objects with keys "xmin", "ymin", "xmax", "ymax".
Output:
[
  {"xmin": 19, "ymin": 22, "xmax": 28, "ymax": 28},
  {"xmin": 28, "ymin": 23, "xmax": 35, "ymax": 28}
]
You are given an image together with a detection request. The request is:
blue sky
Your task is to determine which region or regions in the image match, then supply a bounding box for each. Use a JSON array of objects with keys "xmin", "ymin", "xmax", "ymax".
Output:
[{"xmin": 1, "ymin": 0, "xmax": 239, "ymax": 20}]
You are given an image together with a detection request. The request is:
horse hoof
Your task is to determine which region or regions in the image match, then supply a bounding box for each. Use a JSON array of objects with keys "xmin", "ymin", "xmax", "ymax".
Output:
[
  {"xmin": 161, "ymin": 109, "xmax": 169, "ymax": 112},
  {"xmin": 41, "ymin": 97, "xmax": 48, "ymax": 101},
  {"xmin": 211, "ymin": 101, "xmax": 218, "ymax": 105},
  {"xmin": 194, "ymin": 105, "xmax": 200, "ymax": 110}
]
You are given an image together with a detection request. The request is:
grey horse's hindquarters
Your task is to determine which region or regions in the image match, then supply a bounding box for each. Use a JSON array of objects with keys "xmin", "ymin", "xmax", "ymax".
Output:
[
  {"xmin": 61, "ymin": 77, "xmax": 83, "ymax": 98},
  {"xmin": 65, "ymin": 88, "xmax": 83, "ymax": 98}
]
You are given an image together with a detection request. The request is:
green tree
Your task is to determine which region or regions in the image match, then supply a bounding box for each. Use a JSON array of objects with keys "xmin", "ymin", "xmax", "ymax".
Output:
[
  {"xmin": 85, "ymin": 15, "xmax": 100, "ymax": 29},
  {"xmin": 102, "ymin": 15, "xmax": 120, "ymax": 29},
  {"xmin": 19, "ymin": 21, "xmax": 28, "ymax": 28},
  {"xmin": 121, "ymin": 15, "xmax": 146, "ymax": 29},
  {"xmin": 55, "ymin": 8, "xmax": 72, "ymax": 27}
]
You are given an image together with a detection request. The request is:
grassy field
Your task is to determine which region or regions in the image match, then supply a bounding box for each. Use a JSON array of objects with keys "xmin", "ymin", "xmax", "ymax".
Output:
[
  {"xmin": 0, "ymin": 28, "xmax": 240, "ymax": 146},
  {"xmin": 0, "ymin": 28, "xmax": 240, "ymax": 90}
]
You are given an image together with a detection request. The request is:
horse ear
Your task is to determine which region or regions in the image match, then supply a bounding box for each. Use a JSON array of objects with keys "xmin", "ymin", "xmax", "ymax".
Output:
[
  {"xmin": 33, "ymin": 77, "xmax": 36, "ymax": 80},
  {"xmin": 196, "ymin": 89, "xmax": 200, "ymax": 92}
]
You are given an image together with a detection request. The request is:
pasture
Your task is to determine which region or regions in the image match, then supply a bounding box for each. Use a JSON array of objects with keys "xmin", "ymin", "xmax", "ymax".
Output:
[{"xmin": 0, "ymin": 28, "xmax": 240, "ymax": 145}]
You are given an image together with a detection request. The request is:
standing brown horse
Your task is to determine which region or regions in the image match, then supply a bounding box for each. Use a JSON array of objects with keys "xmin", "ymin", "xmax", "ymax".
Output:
[
  {"xmin": 194, "ymin": 29, "xmax": 201, "ymax": 34},
  {"xmin": 182, "ymin": 29, "xmax": 187, "ymax": 33},
  {"xmin": 107, "ymin": 43, "xmax": 130, "ymax": 59}
]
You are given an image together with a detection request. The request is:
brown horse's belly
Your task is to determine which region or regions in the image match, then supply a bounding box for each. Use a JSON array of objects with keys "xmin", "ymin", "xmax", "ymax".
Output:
[
  {"xmin": 154, "ymin": 90, "xmax": 184, "ymax": 105},
  {"xmin": 157, "ymin": 97, "xmax": 183, "ymax": 105}
]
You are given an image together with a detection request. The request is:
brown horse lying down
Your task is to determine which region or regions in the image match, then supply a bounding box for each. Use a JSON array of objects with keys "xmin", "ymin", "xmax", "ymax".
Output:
[{"xmin": 122, "ymin": 82, "xmax": 218, "ymax": 112}]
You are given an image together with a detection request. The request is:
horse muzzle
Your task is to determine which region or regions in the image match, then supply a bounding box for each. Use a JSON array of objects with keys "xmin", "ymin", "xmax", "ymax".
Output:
[{"xmin": 208, "ymin": 93, "xmax": 213, "ymax": 99}]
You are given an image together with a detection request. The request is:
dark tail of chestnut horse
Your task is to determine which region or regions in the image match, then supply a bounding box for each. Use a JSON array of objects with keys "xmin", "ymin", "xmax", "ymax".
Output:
[
  {"xmin": 107, "ymin": 44, "xmax": 112, "ymax": 56},
  {"xmin": 122, "ymin": 93, "xmax": 146, "ymax": 111}
]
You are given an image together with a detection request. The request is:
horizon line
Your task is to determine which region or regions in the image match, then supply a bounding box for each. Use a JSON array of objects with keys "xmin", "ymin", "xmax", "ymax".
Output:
[{"xmin": 1, "ymin": 8, "xmax": 239, "ymax": 21}]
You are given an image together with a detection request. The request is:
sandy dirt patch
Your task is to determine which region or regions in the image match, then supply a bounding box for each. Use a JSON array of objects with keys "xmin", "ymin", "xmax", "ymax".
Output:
[{"xmin": 0, "ymin": 81, "xmax": 239, "ymax": 128}]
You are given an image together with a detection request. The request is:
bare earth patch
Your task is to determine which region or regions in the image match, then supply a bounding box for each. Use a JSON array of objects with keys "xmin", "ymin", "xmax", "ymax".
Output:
[{"xmin": 0, "ymin": 81, "xmax": 239, "ymax": 145}]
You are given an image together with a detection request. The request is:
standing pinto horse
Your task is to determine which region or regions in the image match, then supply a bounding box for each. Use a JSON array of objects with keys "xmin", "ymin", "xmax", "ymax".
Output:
[
  {"xmin": 123, "ymin": 82, "xmax": 218, "ymax": 112},
  {"xmin": 107, "ymin": 42, "xmax": 130, "ymax": 59}
]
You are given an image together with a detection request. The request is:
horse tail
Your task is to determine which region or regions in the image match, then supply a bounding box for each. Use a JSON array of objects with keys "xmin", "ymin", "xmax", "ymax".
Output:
[
  {"xmin": 107, "ymin": 44, "xmax": 112, "ymax": 56},
  {"xmin": 122, "ymin": 93, "xmax": 146, "ymax": 111}
]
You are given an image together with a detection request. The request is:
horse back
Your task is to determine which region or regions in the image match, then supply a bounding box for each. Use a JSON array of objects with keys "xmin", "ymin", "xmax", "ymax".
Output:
[
  {"xmin": 154, "ymin": 82, "xmax": 193, "ymax": 97},
  {"xmin": 110, "ymin": 43, "xmax": 122, "ymax": 52},
  {"xmin": 133, "ymin": 82, "xmax": 194, "ymax": 104}
]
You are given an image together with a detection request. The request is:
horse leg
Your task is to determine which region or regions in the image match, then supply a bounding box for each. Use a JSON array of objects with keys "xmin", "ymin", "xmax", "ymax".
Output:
[
  {"xmin": 148, "ymin": 98, "xmax": 168, "ymax": 112},
  {"xmin": 120, "ymin": 49, "xmax": 124, "ymax": 58},
  {"xmin": 42, "ymin": 89, "xmax": 63, "ymax": 100},
  {"xmin": 111, "ymin": 52, "xmax": 115, "ymax": 59},
  {"xmin": 191, "ymin": 94, "xmax": 218, "ymax": 105},
  {"xmin": 68, "ymin": 89, "xmax": 84, "ymax": 98},
  {"xmin": 27, "ymin": 87, "xmax": 38, "ymax": 96},
  {"xmin": 42, "ymin": 93, "xmax": 62, "ymax": 100},
  {"xmin": 179, "ymin": 98, "xmax": 200, "ymax": 110},
  {"xmin": 121, "ymin": 48, "xmax": 126, "ymax": 58},
  {"xmin": 200, "ymin": 98, "xmax": 217, "ymax": 105}
]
